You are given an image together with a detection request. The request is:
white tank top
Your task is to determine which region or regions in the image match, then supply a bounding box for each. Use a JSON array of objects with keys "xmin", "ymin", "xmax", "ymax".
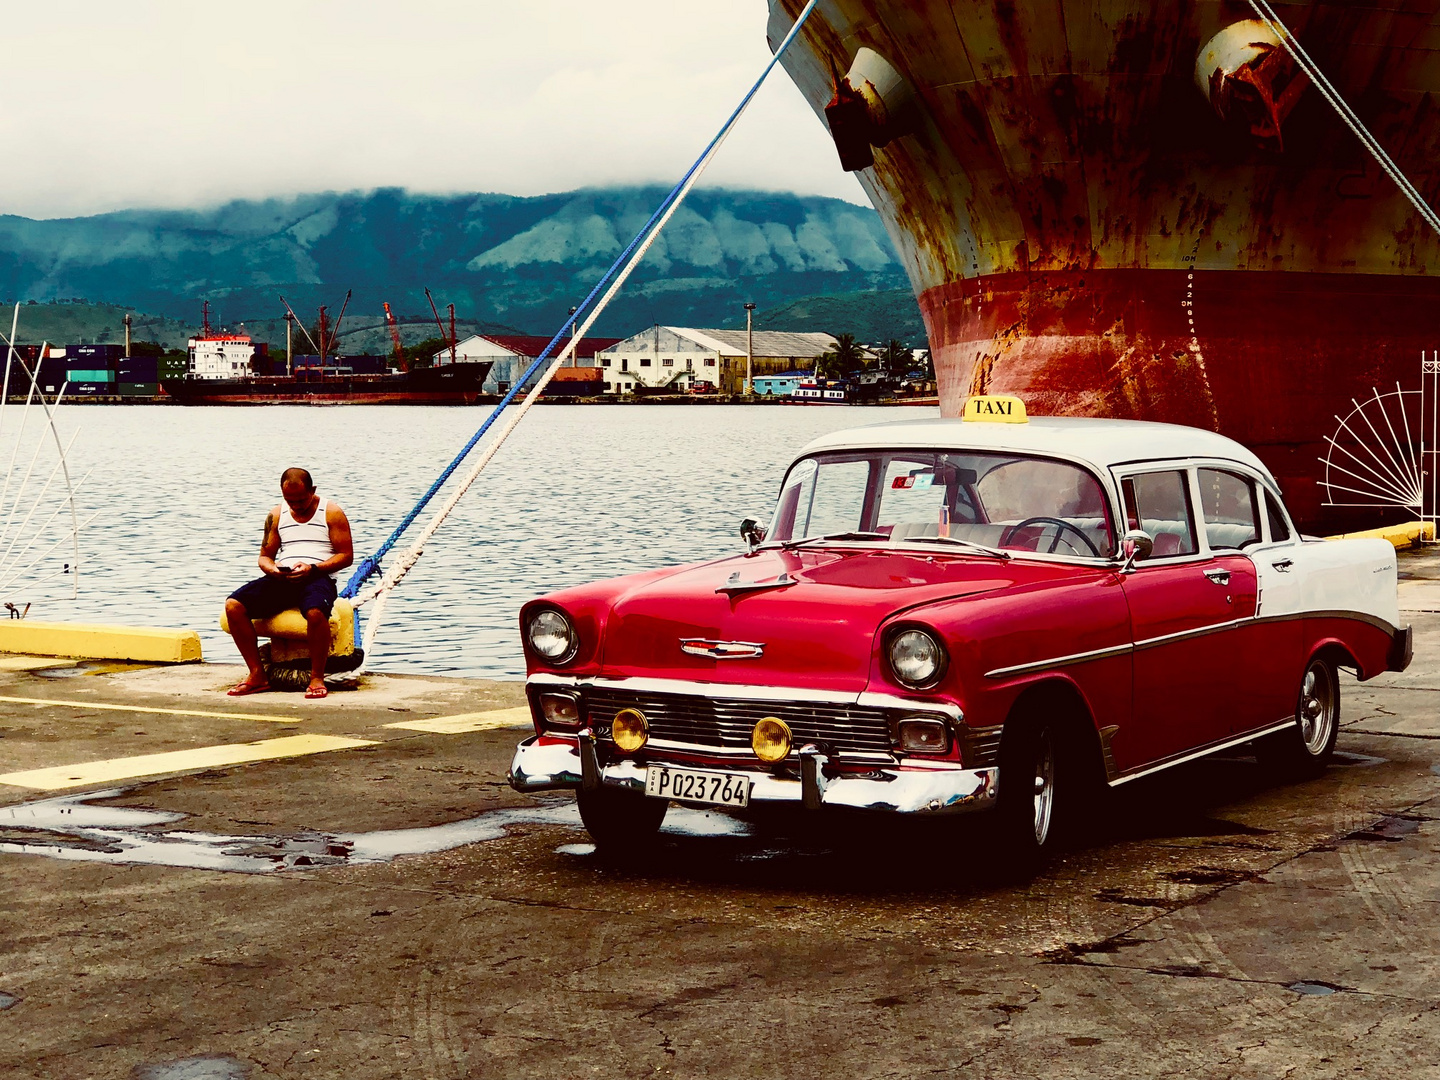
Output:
[{"xmin": 276, "ymin": 497, "xmax": 336, "ymax": 575}]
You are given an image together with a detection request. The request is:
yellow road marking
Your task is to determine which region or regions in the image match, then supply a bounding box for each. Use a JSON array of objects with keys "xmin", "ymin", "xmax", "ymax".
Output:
[
  {"xmin": 0, "ymin": 694, "xmax": 299, "ymax": 724},
  {"xmin": 0, "ymin": 734, "xmax": 376, "ymax": 790},
  {"xmin": 0, "ymin": 656, "xmax": 75, "ymax": 672},
  {"xmin": 384, "ymin": 707, "xmax": 532, "ymax": 734}
]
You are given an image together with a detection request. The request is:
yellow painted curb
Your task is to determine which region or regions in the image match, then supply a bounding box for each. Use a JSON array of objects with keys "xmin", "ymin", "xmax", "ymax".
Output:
[
  {"xmin": 1326, "ymin": 521, "xmax": 1435, "ymax": 550},
  {"xmin": 0, "ymin": 621, "xmax": 202, "ymax": 663}
]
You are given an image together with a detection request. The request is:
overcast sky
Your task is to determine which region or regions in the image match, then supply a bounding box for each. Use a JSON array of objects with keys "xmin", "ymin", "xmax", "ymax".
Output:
[{"xmin": 0, "ymin": 1, "xmax": 864, "ymax": 220}]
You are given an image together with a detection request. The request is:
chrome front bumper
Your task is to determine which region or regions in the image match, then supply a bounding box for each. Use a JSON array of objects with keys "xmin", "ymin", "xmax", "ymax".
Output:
[{"xmin": 508, "ymin": 735, "xmax": 999, "ymax": 815}]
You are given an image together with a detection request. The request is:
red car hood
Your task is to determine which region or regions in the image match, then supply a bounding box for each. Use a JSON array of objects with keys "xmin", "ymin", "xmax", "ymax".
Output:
[{"xmin": 599, "ymin": 547, "xmax": 1019, "ymax": 691}]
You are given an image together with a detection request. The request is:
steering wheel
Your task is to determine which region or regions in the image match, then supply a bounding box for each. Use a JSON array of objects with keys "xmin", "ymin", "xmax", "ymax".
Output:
[{"xmin": 1000, "ymin": 516, "xmax": 1103, "ymax": 557}]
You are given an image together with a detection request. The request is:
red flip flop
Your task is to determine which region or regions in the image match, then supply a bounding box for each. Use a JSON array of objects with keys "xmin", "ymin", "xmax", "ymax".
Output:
[
  {"xmin": 304, "ymin": 684, "xmax": 329, "ymax": 700},
  {"xmin": 228, "ymin": 681, "xmax": 272, "ymax": 697}
]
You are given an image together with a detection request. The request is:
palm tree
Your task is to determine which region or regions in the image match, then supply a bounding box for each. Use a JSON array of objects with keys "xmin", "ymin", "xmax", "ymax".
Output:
[
  {"xmin": 879, "ymin": 339, "xmax": 910, "ymax": 374},
  {"xmin": 816, "ymin": 332, "xmax": 866, "ymax": 380}
]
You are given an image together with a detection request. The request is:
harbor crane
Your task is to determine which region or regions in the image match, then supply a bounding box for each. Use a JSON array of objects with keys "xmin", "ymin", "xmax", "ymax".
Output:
[
  {"xmin": 425, "ymin": 288, "xmax": 458, "ymax": 364},
  {"xmin": 383, "ymin": 302, "xmax": 408, "ymax": 372}
]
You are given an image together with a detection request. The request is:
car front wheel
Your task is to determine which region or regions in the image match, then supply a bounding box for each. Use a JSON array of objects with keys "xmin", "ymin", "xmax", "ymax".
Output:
[
  {"xmin": 995, "ymin": 719, "xmax": 1062, "ymax": 874},
  {"xmin": 1257, "ymin": 657, "xmax": 1340, "ymax": 778},
  {"xmin": 577, "ymin": 786, "xmax": 669, "ymax": 848}
]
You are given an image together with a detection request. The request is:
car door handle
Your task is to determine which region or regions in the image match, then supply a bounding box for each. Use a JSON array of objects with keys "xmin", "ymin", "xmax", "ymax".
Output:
[
  {"xmin": 1204, "ymin": 569, "xmax": 1231, "ymax": 585},
  {"xmin": 1272, "ymin": 559, "xmax": 1293, "ymax": 573}
]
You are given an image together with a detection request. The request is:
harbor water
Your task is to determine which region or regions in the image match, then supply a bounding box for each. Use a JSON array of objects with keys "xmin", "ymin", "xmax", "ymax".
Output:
[{"xmin": 31, "ymin": 404, "xmax": 936, "ymax": 678}]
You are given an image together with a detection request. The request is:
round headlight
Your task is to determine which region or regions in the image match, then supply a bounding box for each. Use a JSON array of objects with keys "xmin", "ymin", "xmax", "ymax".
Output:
[
  {"xmin": 751, "ymin": 716, "xmax": 792, "ymax": 764},
  {"xmin": 527, "ymin": 609, "xmax": 577, "ymax": 662},
  {"xmin": 611, "ymin": 708, "xmax": 649, "ymax": 754},
  {"xmin": 889, "ymin": 629, "xmax": 945, "ymax": 688}
]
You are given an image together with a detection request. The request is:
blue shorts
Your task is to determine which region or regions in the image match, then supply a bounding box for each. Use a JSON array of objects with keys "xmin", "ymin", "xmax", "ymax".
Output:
[{"xmin": 229, "ymin": 574, "xmax": 337, "ymax": 620}]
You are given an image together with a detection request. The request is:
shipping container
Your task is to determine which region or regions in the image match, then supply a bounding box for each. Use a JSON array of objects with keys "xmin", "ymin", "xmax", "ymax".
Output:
[
  {"xmin": 66, "ymin": 381, "xmax": 114, "ymax": 396},
  {"xmin": 117, "ymin": 382, "xmax": 159, "ymax": 397},
  {"xmin": 65, "ymin": 369, "xmax": 114, "ymax": 383},
  {"xmin": 117, "ymin": 358, "xmax": 160, "ymax": 381},
  {"xmin": 74, "ymin": 343, "xmax": 123, "ymax": 364}
]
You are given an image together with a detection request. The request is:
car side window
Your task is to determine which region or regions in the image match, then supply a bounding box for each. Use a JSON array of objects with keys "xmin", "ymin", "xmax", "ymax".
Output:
[
  {"xmin": 1265, "ymin": 491, "xmax": 1293, "ymax": 543},
  {"xmin": 1197, "ymin": 469, "xmax": 1260, "ymax": 550},
  {"xmin": 1121, "ymin": 470, "xmax": 1197, "ymax": 558}
]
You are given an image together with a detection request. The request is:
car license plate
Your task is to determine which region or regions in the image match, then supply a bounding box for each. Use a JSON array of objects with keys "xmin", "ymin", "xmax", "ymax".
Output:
[{"xmin": 645, "ymin": 766, "xmax": 750, "ymax": 808}]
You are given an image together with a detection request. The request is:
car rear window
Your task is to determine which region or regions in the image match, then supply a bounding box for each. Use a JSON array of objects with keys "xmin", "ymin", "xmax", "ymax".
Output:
[{"xmin": 1197, "ymin": 469, "xmax": 1260, "ymax": 550}]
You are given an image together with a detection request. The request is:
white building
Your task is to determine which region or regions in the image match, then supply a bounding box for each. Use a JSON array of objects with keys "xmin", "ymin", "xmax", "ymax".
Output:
[
  {"xmin": 188, "ymin": 335, "xmax": 259, "ymax": 380},
  {"xmin": 596, "ymin": 327, "xmax": 837, "ymax": 394},
  {"xmin": 432, "ymin": 333, "xmax": 618, "ymax": 394}
]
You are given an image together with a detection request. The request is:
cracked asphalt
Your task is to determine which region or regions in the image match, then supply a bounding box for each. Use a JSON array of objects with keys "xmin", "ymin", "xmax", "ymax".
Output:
[{"xmin": 1, "ymin": 553, "xmax": 1439, "ymax": 1078}]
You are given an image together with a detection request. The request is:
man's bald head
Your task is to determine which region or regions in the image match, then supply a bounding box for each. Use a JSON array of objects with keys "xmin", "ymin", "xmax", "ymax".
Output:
[{"xmin": 280, "ymin": 467, "xmax": 314, "ymax": 493}]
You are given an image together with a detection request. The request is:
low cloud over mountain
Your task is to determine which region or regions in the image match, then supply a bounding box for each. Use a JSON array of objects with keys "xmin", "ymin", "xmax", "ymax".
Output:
[{"xmin": 0, "ymin": 187, "xmax": 914, "ymax": 339}]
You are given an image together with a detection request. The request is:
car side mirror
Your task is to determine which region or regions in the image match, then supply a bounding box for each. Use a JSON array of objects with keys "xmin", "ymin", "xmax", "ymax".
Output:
[
  {"xmin": 1119, "ymin": 529, "xmax": 1154, "ymax": 574},
  {"xmin": 740, "ymin": 516, "xmax": 768, "ymax": 555}
]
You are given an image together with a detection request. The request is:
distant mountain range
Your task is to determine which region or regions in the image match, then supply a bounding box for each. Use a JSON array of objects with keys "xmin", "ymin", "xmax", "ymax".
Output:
[{"xmin": 0, "ymin": 187, "xmax": 927, "ymax": 349}]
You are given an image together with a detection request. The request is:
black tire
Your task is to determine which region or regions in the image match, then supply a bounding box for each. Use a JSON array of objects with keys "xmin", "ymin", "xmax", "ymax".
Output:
[
  {"xmin": 994, "ymin": 718, "xmax": 1065, "ymax": 876},
  {"xmin": 576, "ymin": 786, "xmax": 668, "ymax": 848},
  {"xmin": 1256, "ymin": 657, "xmax": 1340, "ymax": 779}
]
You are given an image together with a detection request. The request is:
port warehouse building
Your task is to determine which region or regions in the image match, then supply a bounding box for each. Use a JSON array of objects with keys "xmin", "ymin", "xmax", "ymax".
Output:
[
  {"xmin": 596, "ymin": 327, "xmax": 838, "ymax": 394},
  {"xmin": 432, "ymin": 334, "xmax": 621, "ymax": 395}
]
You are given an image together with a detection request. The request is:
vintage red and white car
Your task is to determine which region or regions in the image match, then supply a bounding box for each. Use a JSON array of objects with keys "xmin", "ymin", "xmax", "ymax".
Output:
[{"xmin": 508, "ymin": 398, "xmax": 1412, "ymax": 864}]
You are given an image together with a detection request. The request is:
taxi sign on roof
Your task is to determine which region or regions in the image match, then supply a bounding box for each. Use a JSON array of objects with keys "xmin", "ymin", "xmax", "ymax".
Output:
[{"xmin": 962, "ymin": 395, "xmax": 1028, "ymax": 423}]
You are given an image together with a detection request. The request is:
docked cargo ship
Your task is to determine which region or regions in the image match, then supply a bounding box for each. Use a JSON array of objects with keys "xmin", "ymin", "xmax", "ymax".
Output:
[
  {"xmin": 768, "ymin": 1, "xmax": 1440, "ymax": 529},
  {"xmin": 160, "ymin": 362, "xmax": 495, "ymax": 405}
]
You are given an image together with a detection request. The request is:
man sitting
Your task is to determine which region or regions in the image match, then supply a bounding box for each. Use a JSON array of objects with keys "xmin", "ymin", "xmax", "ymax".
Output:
[{"xmin": 225, "ymin": 467, "xmax": 354, "ymax": 699}]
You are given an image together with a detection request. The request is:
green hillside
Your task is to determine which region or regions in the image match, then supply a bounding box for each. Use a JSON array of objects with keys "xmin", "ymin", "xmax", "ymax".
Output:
[
  {"xmin": 0, "ymin": 186, "xmax": 912, "ymax": 342},
  {"xmin": 737, "ymin": 288, "xmax": 926, "ymax": 346},
  {"xmin": 4, "ymin": 300, "xmax": 195, "ymax": 350}
]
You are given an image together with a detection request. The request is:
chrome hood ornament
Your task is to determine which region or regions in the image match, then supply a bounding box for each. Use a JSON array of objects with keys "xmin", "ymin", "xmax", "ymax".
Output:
[{"xmin": 680, "ymin": 638, "xmax": 766, "ymax": 660}]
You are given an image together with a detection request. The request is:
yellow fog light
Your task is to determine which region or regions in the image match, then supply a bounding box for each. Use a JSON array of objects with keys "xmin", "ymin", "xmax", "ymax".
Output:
[
  {"xmin": 611, "ymin": 708, "xmax": 649, "ymax": 754},
  {"xmin": 751, "ymin": 716, "xmax": 792, "ymax": 764}
]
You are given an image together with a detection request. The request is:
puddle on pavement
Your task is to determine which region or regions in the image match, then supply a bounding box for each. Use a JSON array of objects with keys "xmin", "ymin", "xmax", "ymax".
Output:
[
  {"xmin": 661, "ymin": 808, "xmax": 754, "ymax": 838},
  {"xmin": 1288, "ymin": 981, "xmax": 1342, "ymax": 996},
  {"xmin": 1330, "ymin": 751, "xmax": 1387, "ymax": 767},
  {"xmin": 0, "ymin": 991, "xmax": 18, "ymax": 1010},
  {"xmin": 0, "ymin": 789, "xmax": 583, "ymax": 874},
  {"xmin": 35, "ymin": 660, "xmax": 152, "ymax": 680},
  {"xmin": 0, "ymin": 791, "xmax": 771, "ymax": 874},
  {"xmin": 1347, "ymin": 816, "xmax": 1422, "ymax": 843},
  {"xmin": 134, "ymin": 1056, "xmax": 251, "ymax": 1080},
  {"xmin": 553, "ymin": 808, "xmax": 754, "ymax": 858}
]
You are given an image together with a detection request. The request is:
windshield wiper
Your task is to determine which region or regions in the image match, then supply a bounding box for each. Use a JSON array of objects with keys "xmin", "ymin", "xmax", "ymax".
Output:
[
  {"xmin": 780, "ymin": 531, "xmax": 889, "ymax": 550},
  {"xmin": 902, "ymin": 535, "xmax": 1012, "ymax": 559}
]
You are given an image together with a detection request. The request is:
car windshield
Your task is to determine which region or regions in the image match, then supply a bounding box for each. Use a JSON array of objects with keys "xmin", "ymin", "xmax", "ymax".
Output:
[{"xmin": 769, "ymin": 450, "xmax": 1116, "ymax": 558}]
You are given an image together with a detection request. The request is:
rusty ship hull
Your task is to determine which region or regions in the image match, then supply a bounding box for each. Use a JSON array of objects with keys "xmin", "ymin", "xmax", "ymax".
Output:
[{"xmin": 767, "ymin": 0, "xmax": 1440, "ymax": 528}]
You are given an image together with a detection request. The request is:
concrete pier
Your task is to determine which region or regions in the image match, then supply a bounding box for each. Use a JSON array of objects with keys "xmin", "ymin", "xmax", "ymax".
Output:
[{"xmin": 0, "ymin": 552, "xmax": 1438, "ymax": 1078}]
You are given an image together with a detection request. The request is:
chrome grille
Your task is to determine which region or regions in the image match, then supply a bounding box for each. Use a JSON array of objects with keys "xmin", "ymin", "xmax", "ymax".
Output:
[{"xmin": 583, "ymin": 689, "xmax": 894, "ymax": 756}]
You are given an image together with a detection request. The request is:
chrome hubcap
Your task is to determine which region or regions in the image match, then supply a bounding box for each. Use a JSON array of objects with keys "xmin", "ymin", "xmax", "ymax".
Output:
[
  {"xmin": 1033, "ymin": 732, "xmax": 1055, "ymax": 845},
  {"xmin": 1298, "ymin": 664, "xmax": 1336, "ymax": 756}
]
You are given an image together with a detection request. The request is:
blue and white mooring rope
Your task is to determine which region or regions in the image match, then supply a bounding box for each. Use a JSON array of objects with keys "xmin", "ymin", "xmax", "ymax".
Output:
[{"xmin": 343, "ymin": 0, "xmax": 822, "ymax": 658}]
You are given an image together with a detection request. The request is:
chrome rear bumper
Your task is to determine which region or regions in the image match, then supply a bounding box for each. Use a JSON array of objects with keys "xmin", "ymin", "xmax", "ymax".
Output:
[{"xmin": 508, "ymin": 735, "xmax": 999, "ymax": 815}]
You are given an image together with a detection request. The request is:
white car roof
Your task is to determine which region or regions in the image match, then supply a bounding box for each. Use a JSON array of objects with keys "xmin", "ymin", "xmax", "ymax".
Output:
[{"xmin": 797, "ymin": 416, "xmax": 1277, "ymax": 482}]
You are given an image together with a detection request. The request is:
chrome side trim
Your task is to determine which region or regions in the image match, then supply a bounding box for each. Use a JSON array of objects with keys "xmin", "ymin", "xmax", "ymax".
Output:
[
  {"xmin": 1132, "ymin": 617, "xmax": 1249, "ymax": 652},
  {"xmin": 983, "ymin": 608, "xmax": 1399, "ymax": 680},
  {"xmin": 1106, "ymin": 718, "xmax": 1296, "ymax": 787},
  {"xmin": 985, "ymin": 642, "xmax": 1133, "ymax": 679}
]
